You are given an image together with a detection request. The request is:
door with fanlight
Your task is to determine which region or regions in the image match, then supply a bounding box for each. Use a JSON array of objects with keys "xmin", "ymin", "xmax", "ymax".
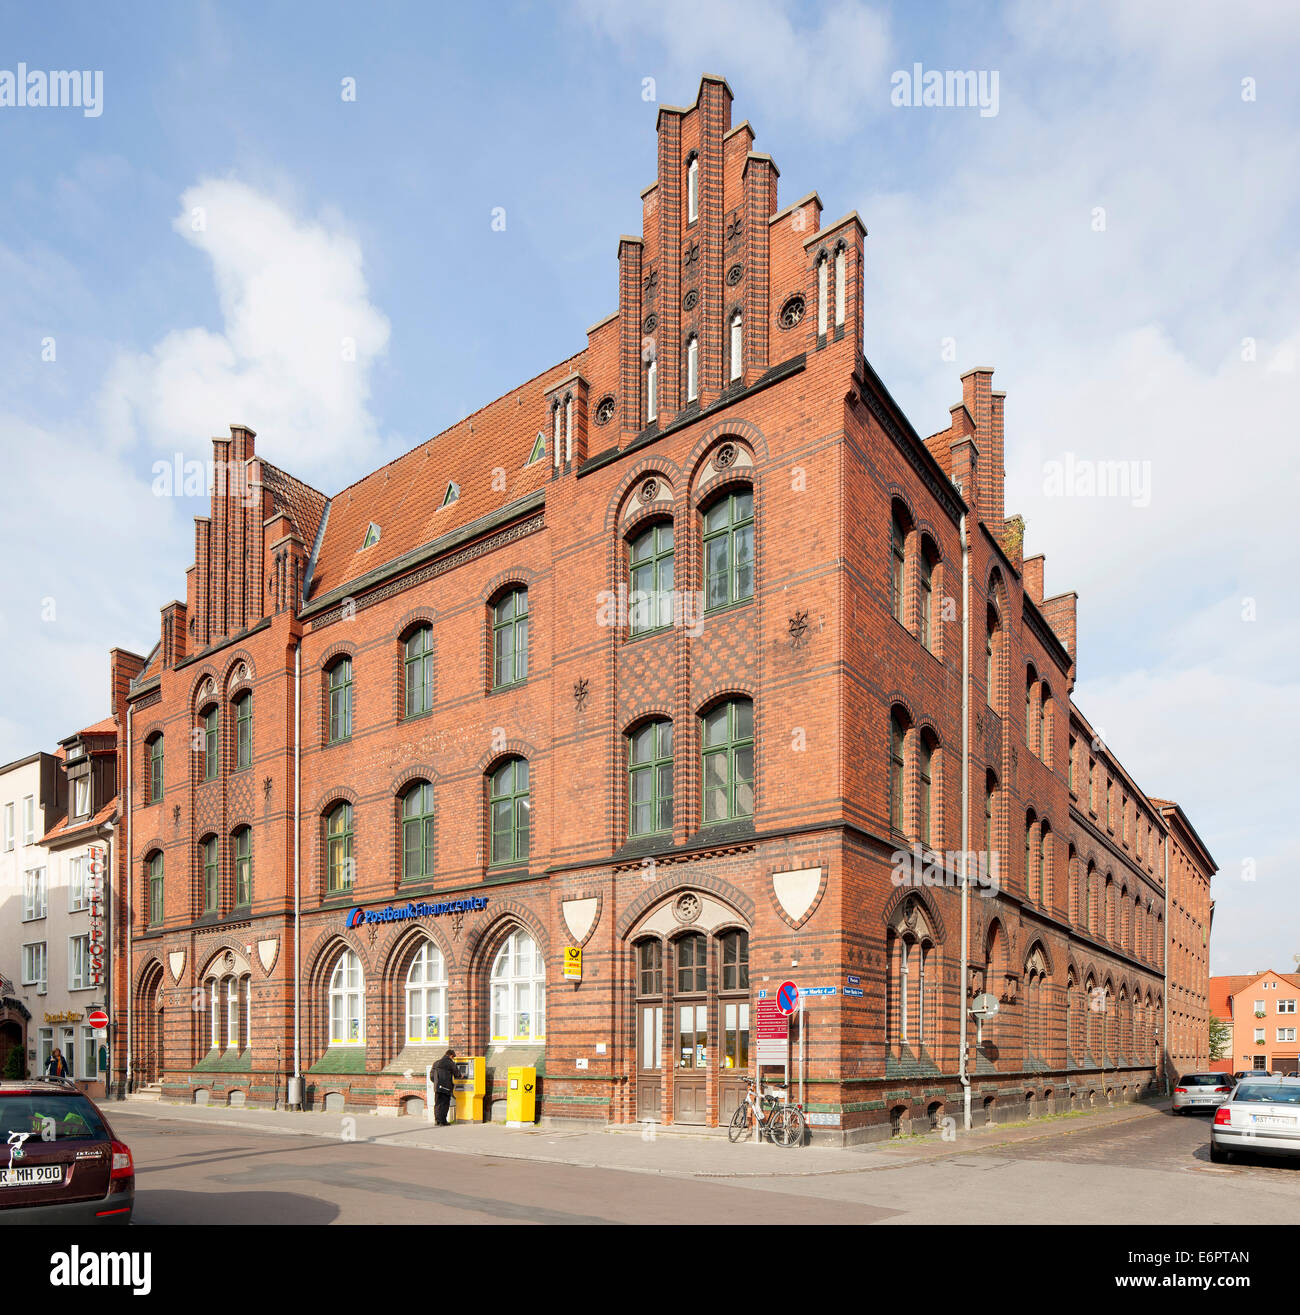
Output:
[
  {"xmin": 635, "ymin": 940, "xmax": 664, "ymax": 1121},
  {"xmin": 718, "ymin": 931, "xmax": 750, "ymax": 1120},
  {"xmin": 673, "ymin": 933, "xmax": 709, "ymax": 1123}
]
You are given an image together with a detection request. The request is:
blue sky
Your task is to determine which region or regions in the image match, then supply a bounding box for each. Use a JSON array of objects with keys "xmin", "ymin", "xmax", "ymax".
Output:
[{"xmin": 1, "ymin": 0, "xmax": 1296, "ymax": 974}]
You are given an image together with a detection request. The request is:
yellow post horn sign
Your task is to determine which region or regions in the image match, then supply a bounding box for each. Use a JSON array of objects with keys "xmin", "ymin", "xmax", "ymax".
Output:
[{"xmin": 563, "ymin": 945, "xmax": 582, "ymax": 981}]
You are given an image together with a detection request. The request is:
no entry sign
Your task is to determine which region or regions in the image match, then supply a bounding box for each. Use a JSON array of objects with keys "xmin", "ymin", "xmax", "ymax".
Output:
[
  {"xmin": 87, "ymin": 1009, "xmax": 109, "ymax": 1030},
  {"xmin": 776, "ymin": 980, "xmax": 799, "ymax": 1016}
]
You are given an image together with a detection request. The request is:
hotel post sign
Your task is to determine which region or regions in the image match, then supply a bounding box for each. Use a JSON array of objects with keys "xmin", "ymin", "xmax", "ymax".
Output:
[{"xmin": 86, "ymin": 845, "xmax": 107, "ymax": 988}]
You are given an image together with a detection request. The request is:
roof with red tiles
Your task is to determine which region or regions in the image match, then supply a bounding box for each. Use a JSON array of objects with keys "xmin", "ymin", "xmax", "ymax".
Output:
[
  {"xmin": 306, "ymin": 352, "xmax": 582, "ymax": 602},
  {"xmin": 261, "ymin": 459, "xmax": 328, "ymax": 553},
  {"xmin": 39, "ymin": 799, "xmax": 115, "ymax": 846},
  {"xmin": 1210, "ymin": 972, "xmax": 1300, "ymax": 1019}
]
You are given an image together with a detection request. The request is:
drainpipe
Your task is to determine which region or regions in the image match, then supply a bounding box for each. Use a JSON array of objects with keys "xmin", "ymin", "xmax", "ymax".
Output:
[
  {"xmin": 958, "ymin": 510, "xmax": 972, "ymax": 1131},
  {"xmin": 292, "ymin": 641, "xmax": 302, "ymax": 1102},
  {"xmin": 1163, "ymin": 834, "xmax": 1170, "ymax": 1093},
  {"xmin": 125, "ymin": 700, "xmax": 133, "ymax": 1096}
]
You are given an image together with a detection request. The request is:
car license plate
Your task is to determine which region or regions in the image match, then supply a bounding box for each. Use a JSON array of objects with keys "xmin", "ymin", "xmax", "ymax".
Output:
[
  {"xmin": 0, "ymin": 1164, "xmax": 63, "ymax": 1186},
  {"xmin": 1251, "ymin": 1115, "xmax": 1295, "ymax": 1127}
]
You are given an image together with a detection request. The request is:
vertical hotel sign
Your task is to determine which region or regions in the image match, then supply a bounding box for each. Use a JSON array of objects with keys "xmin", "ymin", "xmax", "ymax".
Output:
[{"xmin": 86, "ymin": 845, "xmax": 107, "ymax": 988}]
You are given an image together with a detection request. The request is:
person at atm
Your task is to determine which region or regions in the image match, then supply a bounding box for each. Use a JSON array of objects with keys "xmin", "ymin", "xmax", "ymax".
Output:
[{"xmin": 431, "ymin": 1048, "xmax": 458, "ymax": 1126}]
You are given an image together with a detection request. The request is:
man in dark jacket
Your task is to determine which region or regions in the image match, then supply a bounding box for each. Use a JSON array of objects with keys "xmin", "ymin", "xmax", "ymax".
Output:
[{"xmin": 431, "ymin": 1048, "xmax": 457, "ymax": 1126}]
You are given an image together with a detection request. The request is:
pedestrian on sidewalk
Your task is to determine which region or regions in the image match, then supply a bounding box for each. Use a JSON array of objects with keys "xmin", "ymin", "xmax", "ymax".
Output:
[
  {"xmin": 44, "ymin": 1048, "xmax": 71, "ymax": 1080},
  {"xmin": 432, "ymin": 1048, "xmax": 457, "ymax": 1126}
]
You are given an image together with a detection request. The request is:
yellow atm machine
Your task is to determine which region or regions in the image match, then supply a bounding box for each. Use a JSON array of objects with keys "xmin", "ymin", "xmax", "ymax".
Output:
[
  {"xmin": 453, "ymin": 1056, "xmax": 485, "ymax": 1123},
  {"xmin": 505, "ymin": 1065, "xmax": 537, "ymax": 1128}
]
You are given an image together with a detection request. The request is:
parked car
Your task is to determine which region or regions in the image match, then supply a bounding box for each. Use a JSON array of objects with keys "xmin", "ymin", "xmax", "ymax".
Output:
[
  {"xmin": 1172, "ymin": 1073, "xmax": 1235, "ymax": 1113},
  {"xmin": 0, "ymin": 1079, "xmax": 134, "ymax": 1222},
  {"xmin": 1211, "ymin": 1078, "xmax": 1300, "ymax": 1164},
  {"xmin": 1232, "ymin": 1070, "xmax": 1271, "ymax": 1083}
]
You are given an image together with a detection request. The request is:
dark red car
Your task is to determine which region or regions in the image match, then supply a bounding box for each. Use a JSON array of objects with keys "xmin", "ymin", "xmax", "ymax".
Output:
[{"xmin": 0, "ymin": 1078, "xmax": 134, "ymax": 1223}]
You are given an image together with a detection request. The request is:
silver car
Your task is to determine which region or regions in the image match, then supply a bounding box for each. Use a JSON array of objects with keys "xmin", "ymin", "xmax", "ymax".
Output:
[
  {"xmin": 1172, "ymin": 1073, "xmax": 1234, "ymax": 1113},
  {"xmin": 1211, "ymin": 1078, "xmax": 1300, "ymax": 1163}
]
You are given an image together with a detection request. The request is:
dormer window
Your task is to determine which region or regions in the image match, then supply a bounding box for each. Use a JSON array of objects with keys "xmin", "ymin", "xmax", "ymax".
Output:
[
  {"xmin": 528, "ymin": 431, "xmax": 545, "ymax": 465},
  {"xmin": 442, "ymin": 481, "xmax": 460, "ymax": 508},
  {"xmin": 73, "ymin": 777, "xmax": 90, "ymax": 818},
  {"xmin": 687, "ymin": 155, "xmax": 699, "ymax": 224},
  {"xmin": 361, "ymin": 522, "xmax": 380, "ymax": 550},
  {"xmin": 686, "ymin": 336, "xmax": 699, "ymax": 403}
]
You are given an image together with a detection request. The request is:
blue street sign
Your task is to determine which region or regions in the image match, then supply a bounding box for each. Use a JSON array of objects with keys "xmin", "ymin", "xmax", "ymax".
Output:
[
  {"xmin": 847, "ymin": 974, "xmax": 861, "ymax": 986},
  {"xmin": 844, "ymin": 987, "xmax": 864, "ymax": 998},
  {"xmin": 804, "ymin": 986, "xmax": 837, "ymax": 997},
  {"xmin": 757, "ymin": 989, "xmax": 768, "ymax": 999}
]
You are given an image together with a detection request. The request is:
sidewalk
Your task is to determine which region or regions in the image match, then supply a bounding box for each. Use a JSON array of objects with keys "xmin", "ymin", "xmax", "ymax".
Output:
[{"xmin": 112, "ymin": 1094, "xmax": 1168, "ymax": 1180}]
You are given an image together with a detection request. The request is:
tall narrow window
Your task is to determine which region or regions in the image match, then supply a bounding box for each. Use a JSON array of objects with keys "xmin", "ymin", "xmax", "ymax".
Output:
[
  {"xmin": 646, "ymin": 359, "xmax": 657, "ymax": 423},
  {"xmin": 148, "ymin": 852, "xmax": 164, "ymax": 926},
  {"xmin": 984, "ymin": 773, "xmax": 997, "ymax": 878},
  {"xmin": 1068, "ymin": 736, "xmax": 1076, "ymax": 791},
  {"xmin": 564, "ymin": 395, "xmax": 573, "ymax": 464},
  {"xmin": 834, "ymin": 245, "xmax": 846, "ymax": 327},
  {"xmin": 201, "ymin": 837, "xmax": 218, "ymax": 914},
  {"xmin": 401, "ymin": 781, "xmax": 435, "ymax": 880},
  {"xmin": 552, "ymin": 402, "xmax": 562, "ymax": 469},
  {"xmin": 405, "ymin": 941, "xmax": 447, "ymax": 1044},
  {"xmin": 686, "ymin": 155, "xmax": 699, "ymax": 223},
  {"xmin": 234, "ymin": 692, "xmax": 252, "ymax": 771},
  {"xmin": 1039, "ymin": 688, "xmax": 1050, "ymax": 764},
  {"xmin": 329, "ymin": 951, "xmax": 364, "ymax": 1045},
  {"xmin": 1039, "ymin": 823, "xmax": 1050, "ymax": 905},
  {"xmin": 490, "ymin": 929, "xmax": 546, "ymax": 1042},
  {"xmin": 918, "ymin": 735, "xmax": 933, "ymax": 848},
  {"xmin": 721, "ymin": 931, "xmax": 750, "ymax": 1073},
  {"xmin": 889, "ymin": 713, "xmax": 906, "ymax": 834},
  {"xmin": 729, "ymin": 311, "xmax": 742, "ymax": 381},
  {"xmin": 629, "ymin": 522, "xmax": 675, "ymax": 635},
  {"xmin": 202, "ymin": 707, "xmax": 218, "ymax": 781},
  {"xmin": 817, "ymin": 255, "xmax": 829, "ymax": 336},
  {"xmin": 628, "ymin": 720, "xmax": 673, "ymax": 837},
  {"xmin": 404, "ymin": 627, "xmax": 433, "ymax": 717},
  {"xmin": 148, "ymin": 735, "xmax": 164, "ymax": 804},
  {"xmin": 891, "ymin": 512, "xmax": 906, "ymax": 623},
  {"xmin": 1025, "ymin": 814, "xmax": 1037, "ymax": 902},
  {"xmin": 701, "ymin": 699, "xmax": 754, "ymax": 824},
  {"xmin": 702, "ymin": 488, "xmax": 754, "ymax": 611},
  {"xmin": 489, "ymin": 758, "xmax": 531, "ymax": 866},
  {"xmin": 328, "ymin": 658, "xmax": 353, "ymax": 743},
  {"xmin": 326, "ymin": 804, "xmax": 354, "ymax": 892},
  {"xmin": 686, "ymin": 336, "xmax": 699, "ymax": 403},
  {"xmin": 492, "ymin": 589, "xmax": 529, "ymax": 687},
  {"xmin": 986, "ymin": 606, "xmax": 999, "ymax": 707},
  {"xmin": 233, "ymin": 827, "xmax": 251, "ymax": 906},
  {"xmin": 918, "ymin": 550, "xmax": 933, "ymax": 651}
]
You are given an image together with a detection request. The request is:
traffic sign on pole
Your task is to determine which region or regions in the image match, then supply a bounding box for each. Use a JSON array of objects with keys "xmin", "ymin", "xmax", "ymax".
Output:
[
  {"xmin": 776, "ymin": 980, "xmax": 799, "ymax": 1016},
  {"xmin": 87, "ymin": 1009, "xmax": 109, "ymax": 1030}
]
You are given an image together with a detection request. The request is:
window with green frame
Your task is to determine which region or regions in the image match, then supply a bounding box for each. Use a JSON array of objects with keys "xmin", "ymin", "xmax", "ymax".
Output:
[
  {"xmin": 328, "ymin": 658, "xmax": 353, "ymax": 742},
  {"xmin": 702, "ymin": 489, "xmax": 754, "ymax": 612},
  {"xmin": 402, "ymin": 782, "xmax": 435, "ymax": 880},
  {"xmin": 234, "ymin": 693, "xmax": 252, "ymax": 771},
  {"xmin": 201, "ymin": 836, "xmax": 218, "ymax": 914},
  {"xmin": 891, "ymin": 511, "xmax": 906, "ymax": 623},
  {"xmin": 201, "ymin": 706, "xmax": 218, "ymax": 781},
  {"xmin": 489, "ymin": 758, "xmax": 530, "ymax": 866},
  {"xmin": 326, "ymin": 803, "xmax": 354, "ymax": 891},
  {"xmin": 233, "ymin": 827, "xmax": 252, "ymax": 906},
  {"xmin": 492, "ymin": 589, "xmax": 529, "ymax": 688},
  {"xmin": 404, "ymin": 628, "xmax": 433, "ymax": 717},
  {"xmin": 147, "ymin": 735, "xmax": 163, "ymax": 804},
  {"xmin": 889, "ymin": 712, "xmax": 906, "ymax": 833},
  {"xmin": 701, "ymin": 699, "xmax": 753, "ymax": 825},
  {"xmin": 629, "ymin": 521, "xmax": 675, "ymax": 635},
  {"xmin": 628, "ymin": 720, "xmax": 673, "ymax": 837},
  {"xmin": 147, "ymin": 852, "xmax": 164, "ymax": 926}
]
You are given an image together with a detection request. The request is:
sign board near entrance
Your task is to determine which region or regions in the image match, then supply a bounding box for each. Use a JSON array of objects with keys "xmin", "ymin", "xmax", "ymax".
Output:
[
  {"xmin": 756, "ymin": 999, "xmax": 788, "ymax": 1064},
  {"xmin": 563, "ymin": 946, "xmax": 582, "ymax": 980}
]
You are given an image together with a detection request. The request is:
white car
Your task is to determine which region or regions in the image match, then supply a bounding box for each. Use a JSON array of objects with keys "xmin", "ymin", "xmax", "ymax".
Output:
[{"xmin": 1211, "ymin": 1078, "xmax": 1300, "ymax": 1163}]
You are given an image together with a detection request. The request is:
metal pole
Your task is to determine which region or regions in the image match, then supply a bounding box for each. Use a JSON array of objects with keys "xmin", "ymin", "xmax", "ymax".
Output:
[
  {"xmin": 958, "ymin": 510, "xmax": 972, "ymax": 1130},
  {"xmin": 125, "ymin": 700, "xmax": 133, "ymax": 1096},
  {"xmin": 799, "ymin": 997, "xmax": 805, "ymax": 1112}
]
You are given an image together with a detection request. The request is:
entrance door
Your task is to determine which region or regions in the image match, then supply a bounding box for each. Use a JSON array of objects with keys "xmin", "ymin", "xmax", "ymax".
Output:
[
  {"xmin": 637, "ymin": 1004, "xmax": 663, "ymax": 1121},
  {"xmin": 674, "ymin": 1002, "xmax": 708, "ymax": 1123}
]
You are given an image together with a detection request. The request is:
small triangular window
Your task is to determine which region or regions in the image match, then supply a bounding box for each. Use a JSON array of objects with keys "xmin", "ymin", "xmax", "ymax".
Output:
[
  {"xmin": 527, "ymin": 431, "xmax": 545, "ymax": 465},
  {"xmin": 361, "ymin": 522, "xmax": 380, "ymax": 549},
  {"xmin": 442, "ymin": 481, "xmax": 460, "ymax": 507}
]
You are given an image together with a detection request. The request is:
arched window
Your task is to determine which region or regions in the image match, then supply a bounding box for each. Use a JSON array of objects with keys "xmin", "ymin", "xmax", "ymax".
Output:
[
  {"xmin": 401, "ymin": 782, "xmax": 435, "ymax": 880},
  {"xmin": 1025, "ymin": 811, "xmax": 1038, "ymax": 902},
  {"xmin": 1025, "ymin": 669, "xmax": 1038, "ymax": 754},
  {"xmin": 147, "ymin": 851, "xmax": 164, "ymax": 926},
  {"xmin": 919, "ymin": 542, "xmax": 937, "ymax": 653},
  {"xmin": 200, "ymin": 705, "xmax": 219, "ymax": 781},
  {"xmin": 1067, "ymin": 845, "xmax": 1078, "ymax": 923},
  {"xmin": 729, "ymin": 311, "xmax": 743, "ymax": 381},
  {"xmin": 207, "ymin": 977, "xmax": 220, "ymax": 1050},
  {"xmin": 890, "ymin": 510, "xmax": 907, "ymax": 624},
  {"xmin": 686, "ymin": 335, "xmax": 699, "ymax": 403},
  {"xmin": 200, "ymin": 836, "xmax": 218, "ymax": 915},
  {"xmin": 984, "ymin": 771, "xmax": 998, "ymax": 879},
  {"xmin": 629, "ymin": 521, "xmax": 675, "ymax": 635},
  {"xmin": 817, "ymin": 253, "xmax": 829, "ymax": 337},
  {"xmin": 834, "ymin": 244, "xmax": 847, "ymax": 328},
  {"xmin": 889, "ymin": 712, "xmax": 907, "ymax": 834},
  {"xmin": 986, "ymin": 604, "xmax": 999, "ymax": 708},
  {"xmin": 240, "ymin": 974, "xmax": 251, "ymax": 1050},
  {"xmin": 233, "ymin": 826, "xmax": 251, "ymax": 907},
  {"xmin": 327, "ymin": 658, "xmax": 353, "ymax": 743},
  {"xmin": 636, "ymin": 940, "xmax": 664, "ymax": 1088},
  {"xmin": 628, "ymin": 720, "xmax": 673, "ymax": 838},
  {"xmin": 233, "ymin": 691, "xmax": 252, "ymax": 771},
  {"xmin": 326, "ymin": 803, "xmax": 354, "ymax": 892},
  {"xmin": 918, "ymin": 732, "xmax": 934, "ymax": 849},
  {"xmin": 701, "ymin": 699, "xmax": 754, "ymax": 824},
  {"xmin": 646, "ymin": 359, "xmax": 657, "ymax": 423},
  {"xmin": 492, "ymin": 588, "xmax": 529, "ymax": 688},
  {"xmin": 720, "ymin": 930, "xmax": 750, "ymax": 1072},
  {"xmin": 1040, "ymin": 685, "xmax": 1051, "ymax": 766},
  {"xmin": 1084, "ymin": 975, "xmax": 1097, "ymax": 1057},
  {"xmin": 147, "ymin": 734, "xmax": 164, "ymax": 804},
  {"xmin": 489, "ymin": 758, "xmax": 530, "ymax": 866},
  {"xmin": 226, "ymin": 975, "xmax": 239, "ymax": 1050},
  {"xmin": 329, "ymin": 950, "xmax": 364, "ymax": 1045},
  {"xmin": 1066, "ymin": 971, "xmax": 1077, "ymax": 1058},
  {"xmin": 405, "ymin": 940, "xmax": 447, "ymax": 1044},
  {"xmin": 686, "ymin": 154, "xmax": 699, "ymax": 223},
  {"xmin": 1085, "ymin": 863, "xmax": 1096, "ymax": 934},
  {"xmin": 490, "ymin": 929, "xmax": 546, "ymax": 1042},
  {"xmin": 1039, "ymin": 821, "xmax": 1051, "ymax": 907},
  {"xmin": 404, "ymin": 626, "xmax": 433, "ymax": 717},
  {"xmin": 1104, "ymin": 874, "xmax": 1115, "ymax": 941},
  {"xmin": 702, "ymin": 487, "xmax": 754, "ymax": 612}
]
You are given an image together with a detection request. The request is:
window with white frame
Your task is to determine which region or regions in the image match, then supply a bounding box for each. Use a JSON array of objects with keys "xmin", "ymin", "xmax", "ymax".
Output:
[
  {"xmin": 1278, "ymin": 1028, "xmax": 1297, "ymax": 1043},
  {"xmin": 22, "ymin": 795, "xmax": 35, "ymax": 843},
  {"xmin": 490, "ymin": 930, "xmax": 546, "ymax": 1042},
  {"xmin": 2, "ymin": 802, "xmax": 12, "ymax": 851},
  {"xmin": 1255, "ymin": 1000, "xmax": 1265, "ymax": 1014},
  {"xmin": 37, "ymin": 1027, "xmax": 52, "ymax": 1072},
  {"xmin": 729, "ymin": 311, "xmax": 742, "ymax": 381},
  {"xmin": 817, "ymin": 254, "xmax": 829, "ymax": 336},
  {"xmin": 329, "ymin": 951, "xmax": 365, "ymax": 1045},
  {"xmin": 69, "ymin": 935, "xmax": 90, "ymax": 990},
  {"xmin": 73, "ymin": 777, "xmax": 90, "ymax": 817},
  {"xmin": 405, "ymin": 941, "xmax": 447, "ymax": 1045},
  {"xmin": 686, "ymin": 155, "xmax": 699, "ymax": 223},
  {"xmin": 208, "ymin": 979, "xmax": 220, "ymax": 1049},
  {"xmin": 68, "ymin": 855, "xmax": 86, "ymax": 911},
  {"xmin": 23, "ymin": 868, "xmax": 47, "ymax": 921},
  {"xmin": 686, "ymin": 335, "xmax": 699, "ymax": 403},
  {"xmin": 834, "ymin": 245, "xmax": 846, "ymax": 327},
  {"xmin": 81, "ymin": 1025, "xmax": 97, "ymax": 1078},
  {"xmin": 646, "ymin": 359, "xmax": 657, "ymax": 423},
  {"xmin": 1280, "ymin": 999, "xmax": 1296, "ymax": 1014},
  {"xmin": 22, "ymin": 942, "xmax": 47, "ymax": 993},
  {"xmin": 1255, "ymin": 1027, "xmax": 1266, "ymax": 1044}
]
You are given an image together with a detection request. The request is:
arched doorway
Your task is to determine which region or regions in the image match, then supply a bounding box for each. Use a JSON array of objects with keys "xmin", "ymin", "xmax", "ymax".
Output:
[
  {"xmin": 137, "ymin": 961, "xmax": 165, "ymax": 1084},
  {"xmin": 0, "ymin": 1011, "xmax": 25, "ymax": 1076}
]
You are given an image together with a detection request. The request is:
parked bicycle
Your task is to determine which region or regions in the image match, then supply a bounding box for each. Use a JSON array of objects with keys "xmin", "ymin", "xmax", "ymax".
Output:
[{"xmin": 727, "ymin": 1075, "xmax": 807, "ymax": 1147}]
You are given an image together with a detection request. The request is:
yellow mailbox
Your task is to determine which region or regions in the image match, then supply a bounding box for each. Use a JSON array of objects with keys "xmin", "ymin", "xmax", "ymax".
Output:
[
  {"xmin": 453, "ymin": 1056, "xmax": 486, "ymax": 1123},
  {"xmin": 505, "ymin": 1065, "xmax": 537, "ymax": 1127}
]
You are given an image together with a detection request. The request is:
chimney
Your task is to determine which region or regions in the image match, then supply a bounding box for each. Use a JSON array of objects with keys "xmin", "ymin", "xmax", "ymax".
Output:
[
  {"xmin": 961, "ymin": 369, "xmax": 1003, "ymax": 536},
  {"xmin": 1023, "ymin": 554, "xmax": 1045, "ymax": 604}
]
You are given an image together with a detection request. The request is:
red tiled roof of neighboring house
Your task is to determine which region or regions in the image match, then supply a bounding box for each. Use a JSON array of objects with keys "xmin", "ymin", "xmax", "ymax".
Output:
[
  {"xmin": 39, "ymin": 800, "xmax": 115, "ymax": 846},
  {"xmin": 1210, "ymin": 972, "xmax": 1300, "ymax": 1019},
  {"xmin": 76, "ymin": 717, "xmax": 117, "ymax": 739},
  {"xmin": 306, "ymin": 353, "xmax": 582, "ymax": 602}
]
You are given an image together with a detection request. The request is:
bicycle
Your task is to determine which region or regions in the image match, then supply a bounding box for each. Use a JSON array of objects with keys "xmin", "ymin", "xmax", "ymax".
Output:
[{"xmin": 727, "ymin": 1075, "xmax": 807, "ymax": 1147}]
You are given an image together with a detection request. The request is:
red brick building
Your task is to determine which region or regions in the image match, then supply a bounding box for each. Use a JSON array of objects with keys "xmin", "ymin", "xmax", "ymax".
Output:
[{"xmin": 114, "ymin": 76, "xmax": 1211, "ymax": 1139}]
